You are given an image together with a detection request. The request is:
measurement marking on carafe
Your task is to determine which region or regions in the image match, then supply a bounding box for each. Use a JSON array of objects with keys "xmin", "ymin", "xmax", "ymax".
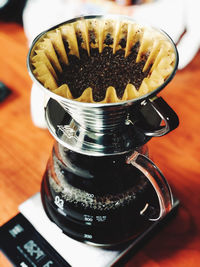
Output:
[
  {"xmin": 54, "ymin": 195, "xmax": 64, "ymax": 210},
  {"xmin": 84, "ymin": 234, "xmax": 92, "ymax": 239},
  {"xmin": 57, "ymin": 208, "xmax": 66, "ymax": 216},
  {"xmin": 57, "ymin": 125, "xmax": 75, "ymax": 139},
  {"xmin": 84, "ymin": 215, "xmax": 93, "ymax": 222},
  {"xmin": 96, "ymin": 215, "xmax": 107, "ymax": 222}
]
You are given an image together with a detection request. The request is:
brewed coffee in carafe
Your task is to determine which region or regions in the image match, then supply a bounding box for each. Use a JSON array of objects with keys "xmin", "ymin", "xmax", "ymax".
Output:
[
  {"xmin": 41, "ymin": 143, "xmax": 161, "ymax": 245},
  {"xmin": 27, "ymin": 15, "xmax": 179, "ymax": 246}
]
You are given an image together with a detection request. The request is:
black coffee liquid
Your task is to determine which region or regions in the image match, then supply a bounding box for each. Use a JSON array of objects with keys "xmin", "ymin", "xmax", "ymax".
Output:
[{"xmin": 41, "ymin": 143, "xmax": 159, "ymax": 245}]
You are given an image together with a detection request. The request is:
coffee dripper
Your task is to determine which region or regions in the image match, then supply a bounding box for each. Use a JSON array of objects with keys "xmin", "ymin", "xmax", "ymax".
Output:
[{"xmin": 27, "ymin": 15, "xmax": 179, "ymax": 246}]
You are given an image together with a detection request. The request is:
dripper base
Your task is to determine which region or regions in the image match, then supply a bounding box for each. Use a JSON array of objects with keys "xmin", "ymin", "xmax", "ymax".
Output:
[{"xmin": 45, "ymin": 98, "xmax": 152, "ymax": 156}]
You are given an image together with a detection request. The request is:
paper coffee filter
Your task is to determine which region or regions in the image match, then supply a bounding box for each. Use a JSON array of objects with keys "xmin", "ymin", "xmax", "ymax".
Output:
[
  {"xmin": 125, "ymin": 22, "xmax": 142, "ymax": 58},
  {"xmin": 32, "ymin": 50, "xmax": 58, "ymax": 79},
  {"xmin": 60, "ymin": 24, "xmax": 80, "ymax": 58},
  {"xmin": 47, "ymin": 29, "xmax": 68, "ymax": 65},
  {"xmin": 99, "ymin": 19, "xmax": 116, "ymax": 53},
  {"xmin": 86, "ymin": 19, "xmax": 100, "ymax": 50},
  {"xmin": 74, "ymin": 20, "xmax": 90, "ymax": 55},
  {"xmin": 30, "ymin": 17, "xmax": 176, "ymax": 103}
]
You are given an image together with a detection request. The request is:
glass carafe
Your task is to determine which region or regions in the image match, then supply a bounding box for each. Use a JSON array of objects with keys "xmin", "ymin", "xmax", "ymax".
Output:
[{"xmin": 41, "ymin": 142, "xmax": 173, "ymax": 246}]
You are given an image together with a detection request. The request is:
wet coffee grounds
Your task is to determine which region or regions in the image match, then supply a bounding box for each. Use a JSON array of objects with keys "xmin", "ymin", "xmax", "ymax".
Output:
[{"xmin": 58, "ymin": 45, "xmax": 150, "ymax": 102}]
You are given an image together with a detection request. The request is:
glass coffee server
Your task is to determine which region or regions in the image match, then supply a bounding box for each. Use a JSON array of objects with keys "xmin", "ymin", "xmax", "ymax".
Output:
[{"xmin": 27, "ymin": 15, "xmax": 179, "ymax": 247}]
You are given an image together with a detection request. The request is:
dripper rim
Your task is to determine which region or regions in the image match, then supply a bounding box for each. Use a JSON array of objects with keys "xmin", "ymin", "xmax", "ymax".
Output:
[{"xmin": 27, "ymin": 14, "xmax": 179, "ymax": 108}]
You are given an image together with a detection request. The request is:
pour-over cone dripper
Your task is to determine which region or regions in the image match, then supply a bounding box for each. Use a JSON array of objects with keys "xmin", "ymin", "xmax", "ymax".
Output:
[
  {"xmin": 27, "ymin": 15, "xmax": 179, "ymax": 156},
  {"xmin": 28, "ymin": 15, "xmax": 177, "ymax": 104}
]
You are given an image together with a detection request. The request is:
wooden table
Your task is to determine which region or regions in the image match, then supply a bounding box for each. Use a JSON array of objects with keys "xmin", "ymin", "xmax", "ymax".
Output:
[{"xmin": 0, "ymin": 22, "xmax": 200, "ymax": 267}]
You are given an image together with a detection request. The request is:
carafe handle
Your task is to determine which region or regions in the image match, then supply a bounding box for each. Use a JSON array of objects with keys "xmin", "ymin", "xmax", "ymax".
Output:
[
  {"xmin": 142, "ymin": 96, "xmax": 179, "ymax": 137},
  {"xmin": 127, "ymin": 151, "xmax": 173, "ymax": 221}
]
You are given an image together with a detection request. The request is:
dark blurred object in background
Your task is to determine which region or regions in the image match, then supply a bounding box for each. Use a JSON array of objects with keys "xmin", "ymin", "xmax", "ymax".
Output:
[
  {"xmin": 0, "ymin": 0, "xmax": 27, "ymax": 24},
  {"xmin": 116, "ymin": 0, "xmax": 153, "ymax": 5},
  {"xmin": 0, "ymin": 81, "xmax": 11, "ymax": 102}
]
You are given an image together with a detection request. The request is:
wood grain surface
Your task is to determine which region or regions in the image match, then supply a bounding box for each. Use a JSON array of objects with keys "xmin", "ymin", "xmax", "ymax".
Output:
[{"xmin": 0, "ymin": 23, "xmax": 200, "ymax": 267}]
